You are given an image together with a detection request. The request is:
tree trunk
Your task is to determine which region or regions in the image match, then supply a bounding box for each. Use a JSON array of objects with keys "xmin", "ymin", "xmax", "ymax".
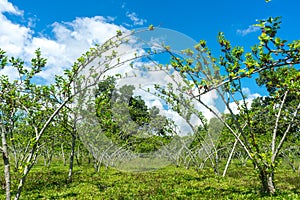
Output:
[
  {"xmin": 93, "ymin": 159, "xmax": 100, "ymax": 173},
  {"xmin": 259, "ymin": 168, "xmax": 275, "ymax": 195},
  {"xmin": 14, "ymin": 143, "xmax": 38, "ymax": 200},
  {"xmin": 75, "ymin": 145, "xmax": 81, "ymax": 166},
  {"xmin": 10, "ymin": 135, "xmax": 19, "ymax": 171},
  {"xmin": 61, "ymin": 143, "xmax": 66, "ymax": 166},
  {"xmin": 67, "ymin": 133, "xmax": 76, "ymax": 183},
  {"xmin": 43, "ymin": 151, "xmax": 47, "ymax": 166},
  {"xmin": 223, "ymin": 137, "xmax": 239, "ymax": 177},
  {"xmin": 47, "ymin": 139, "xmax": 55, "ymax": 168},
  {"xmin": 1, "ymin": 127, "xmax": 11, "ymax": 200}
]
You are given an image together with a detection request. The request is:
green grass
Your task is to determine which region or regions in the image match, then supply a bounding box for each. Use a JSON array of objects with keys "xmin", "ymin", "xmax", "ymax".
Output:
[{"xmin": 1, "ymin": 160, "xmax": 300, "ymax": 199}]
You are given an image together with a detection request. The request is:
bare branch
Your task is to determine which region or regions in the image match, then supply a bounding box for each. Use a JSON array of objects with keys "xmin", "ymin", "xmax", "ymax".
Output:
[
  {"xmin": 272, "ymin": 102, "xmax": 300, "ymax": 162},
  {"xmin": 271, "ymin": 90, "xmax": 289, "ymax": 154},
  {"xmin": 222, "ymin": 123, "xmax": 246, "ymax": 177}
]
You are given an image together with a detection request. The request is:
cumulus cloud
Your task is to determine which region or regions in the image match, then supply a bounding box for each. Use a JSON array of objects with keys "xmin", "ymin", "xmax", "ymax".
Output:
[
  {"xmin": 0, "ymin": 2, "xmax": 127, "ymax": 82},
  {"xmin": 0, "ymin": 0, "xmax": 22, "ymax": 14},
  {"xmin": 126, "ymin": 12, "xmax": 147, "ymax": 26},
  {"xmin": 237, "ymin": 25, "xmax": 260, "ymax": 36},
  {"xmin": 0, "ymin": 0, "xmax": 31, "ymax": 58},
  {"xmin": 0, "ymin": 14, "xmax": 32, "ymax": 56},
  {"xmin": 31, "ymin": 16, "xmax": 127, "ymax": 80}
]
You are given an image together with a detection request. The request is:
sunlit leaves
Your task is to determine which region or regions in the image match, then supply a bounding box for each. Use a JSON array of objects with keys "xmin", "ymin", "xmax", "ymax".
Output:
[
  {"xmin": 159, "ymin": 15, "xmax": 300, "ymax": 194},
  {"xmin": 116, "ymin": 30, "xmax": 122, "ymax": 37},
  {"xmin": 148, "ymin": 24, "xmax": 154, "ymax": 31}
]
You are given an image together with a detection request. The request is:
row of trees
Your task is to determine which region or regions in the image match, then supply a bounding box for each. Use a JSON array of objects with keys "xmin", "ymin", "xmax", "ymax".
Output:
[
  {"xmin": 0, "ymin": 16, "xmax": 299, "ymax": 200},
  {"xmin": 0, "ymin": 29, "xmax": 156, "ymax": 199}
]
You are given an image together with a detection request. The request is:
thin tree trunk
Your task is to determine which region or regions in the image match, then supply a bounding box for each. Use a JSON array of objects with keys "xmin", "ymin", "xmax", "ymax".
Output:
[
  {"xmin": 67, "ymin": 132, "xmax": 76, "ymax": 183},
  {"xmin": 1, "ymin": 126, "xmax": 11, "ymax": 200},
  {"xmin": 223, "ymin": 135, "xmax": 240, "ymax": 177},
  {"xmin": 75, "ymin": 145, "xmax": 81, "ymax": 166},
  {"xmin": 61, "ymin": 143, "xmax": 66, "ymax": 166},
  {"xmin": 223, "ymin": 126, "xmax": 245, "ymax": 177},
  {"xmin": 14, "ymin": 143, "xmax": 38, "ymax": 200},
  {"xmin": 12, "ymin": 151, "xmax": 19, "ymax": 172},
  {"xmin": 93, "ymin": 158, "xmax": 100, "ymax": 173},
  {"xmin": 47, "ymin": 138, "xmax": 55, "ymax": 168},
  {"xmin": 43, "ymin": 151, "xmax": 47, "ymax": 166},
  {"xmin": 214, "ymin": 151, "xmax": 219, "ymax": 174},
  {"xmin": 10, "ymin": 133, "xmax": 19, "ymax": 171}
]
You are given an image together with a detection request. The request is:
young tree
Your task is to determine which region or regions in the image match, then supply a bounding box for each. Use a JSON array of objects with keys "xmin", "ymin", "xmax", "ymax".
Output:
[
  {"xmin": 156, "ymin": 17, "xmax": 300, "ymax": 195},
  {"xmin": 0, "ymin": 49, "xmax": 49, "ymax": 200}
]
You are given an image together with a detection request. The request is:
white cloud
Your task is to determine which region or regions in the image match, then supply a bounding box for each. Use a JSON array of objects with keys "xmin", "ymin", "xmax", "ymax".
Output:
[
  {"xmin": 242, "ymin": 87, "xmax": 261, "ymax": 99},
  {"xmin": 237, "ymin": 25, "xmax": 260, "ymax": 36},
  {"xmin": 0, "ymin": 0, "xmax": 22, "ymax": 15},
  {"xmin": 224, "ymin": 87, "xmax": 261, "ymax": 114},
  {"xmin": 126, "ymin": 12, "xmax": 147, "ymax": 26},
  {"xmin": 33, "ymin": 16, "xmax": 126, "ymax": 80},
  {"xmin": 0, "ymin": 3, "xmax": 127, "ymax": 82},
  {"xmin": 0, "ymin": 13, "xmax": 32, "ymax": 57}
]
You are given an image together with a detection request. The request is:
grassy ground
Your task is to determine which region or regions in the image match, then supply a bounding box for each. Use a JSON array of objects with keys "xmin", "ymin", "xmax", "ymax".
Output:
[{"xmin": 1, "ymin": 160, "xmax": 299, "ymax": 199}]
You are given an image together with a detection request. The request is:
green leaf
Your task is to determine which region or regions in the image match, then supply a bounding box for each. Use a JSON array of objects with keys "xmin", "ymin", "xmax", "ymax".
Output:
[
  {"xmin": 148, "ymin": 24, "xmax": 154, "ymax": 30},
  {"xmin": 274, "ymin": 37, "xmax": 281, "ymax": 46}
]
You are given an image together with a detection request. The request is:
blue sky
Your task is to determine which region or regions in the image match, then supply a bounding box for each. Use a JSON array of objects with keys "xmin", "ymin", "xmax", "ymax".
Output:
[
  {"xmin": 6, "ymin": 0, "xmax": 300, "ymax": 46},
  {"xmin": 0, "ymin": 0, "xmax": 299, "ymax": 110}
]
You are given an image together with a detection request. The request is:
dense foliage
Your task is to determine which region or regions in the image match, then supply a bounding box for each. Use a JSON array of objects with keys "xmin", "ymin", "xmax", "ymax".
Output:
[{"xmin": 94, "ymin": 77, "xmax": 173, "ymax": 153}]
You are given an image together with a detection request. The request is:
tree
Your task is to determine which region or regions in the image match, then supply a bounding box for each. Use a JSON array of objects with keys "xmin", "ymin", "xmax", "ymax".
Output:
[
  {"xmin": 0, "ymin": 49, "xmax": 50, "ymax": 200},
  {"xmin": 94, "ymin": 77, "xmax": 173, "ymax": 153},
  {"xmin": 153, "ymin": 17, "xmax": 300, "ymax": 195}
]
